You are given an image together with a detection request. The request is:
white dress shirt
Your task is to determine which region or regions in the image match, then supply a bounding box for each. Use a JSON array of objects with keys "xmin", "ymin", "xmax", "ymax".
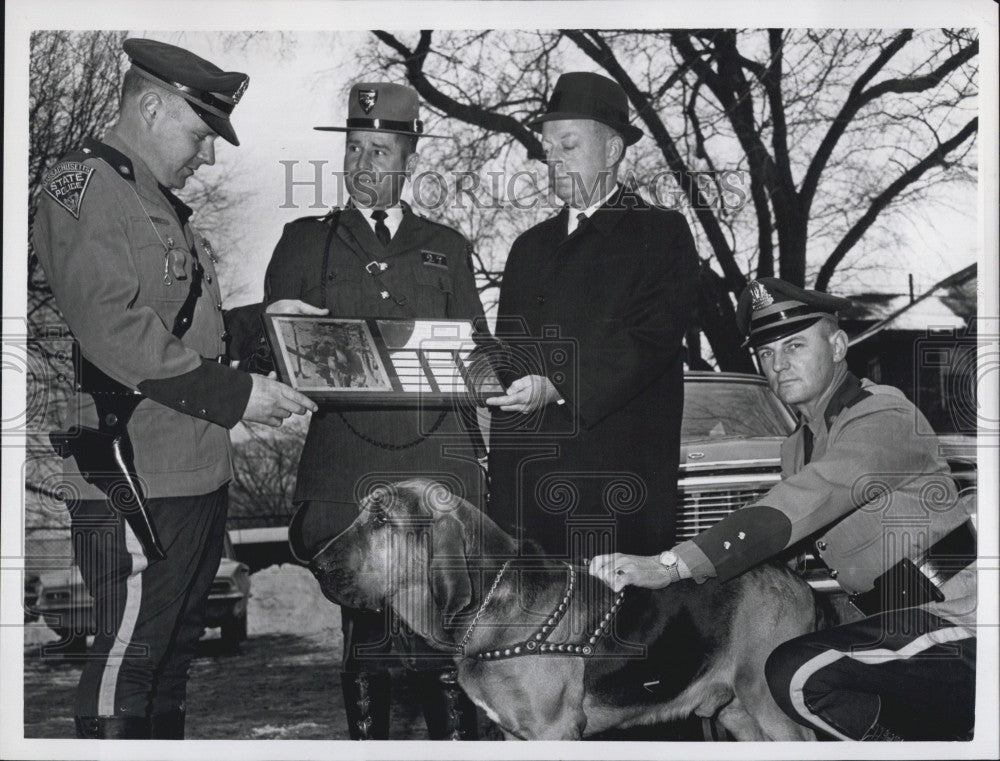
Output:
[
  {"xmin": 567, "ymin": 184, "xmax": 619, "ymax": 235},
  {"xmin": 359, "ymin": 205, "xmax": 404, "ymax": 239}
]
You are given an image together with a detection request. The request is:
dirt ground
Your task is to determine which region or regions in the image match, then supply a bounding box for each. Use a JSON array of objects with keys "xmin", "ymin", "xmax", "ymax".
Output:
[
  {"xmin": 23, "ymin": 630, "xmax": 490, "ymax": 740},
  {"xmin": 22, "ymin": 563, "xmax": 709, "ymax": 741}
]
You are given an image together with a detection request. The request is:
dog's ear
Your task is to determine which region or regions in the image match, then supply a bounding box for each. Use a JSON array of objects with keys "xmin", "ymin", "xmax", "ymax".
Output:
[{"xmin": 429, "ymin": 511, "xmax": 473, "ymax": 626}]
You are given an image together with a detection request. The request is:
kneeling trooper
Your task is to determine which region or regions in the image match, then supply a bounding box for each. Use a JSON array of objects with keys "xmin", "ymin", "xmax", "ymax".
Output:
[{"xmin": 590, "ymin": 278, "xmax": 977, "ymax": 742}]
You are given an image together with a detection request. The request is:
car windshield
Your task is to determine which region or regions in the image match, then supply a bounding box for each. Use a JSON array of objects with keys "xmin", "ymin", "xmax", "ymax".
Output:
[{"xmin": 683, "ymin": 380, "xmax": 793, "ymax": 441}]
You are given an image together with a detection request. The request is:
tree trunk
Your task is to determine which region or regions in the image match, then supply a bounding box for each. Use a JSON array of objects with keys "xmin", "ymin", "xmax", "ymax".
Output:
[{"xmin": 696, "ymin": 264, "xmax": 755, "ymax": 373}]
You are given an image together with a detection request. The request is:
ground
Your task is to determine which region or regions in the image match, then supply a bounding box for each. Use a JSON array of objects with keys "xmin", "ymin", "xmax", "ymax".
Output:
[{"xmin": 22, "ymin": 564, "xmax": 708, "ymax": 741}]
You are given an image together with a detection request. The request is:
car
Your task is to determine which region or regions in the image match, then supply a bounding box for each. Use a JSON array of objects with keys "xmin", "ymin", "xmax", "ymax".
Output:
[
  {"xmin": 676, "ymin": 372, "xmax": 795, "ymax": 541},
  {"xmin": 33, "ymin": 532, "xmax": 251, "ymax": 651},
  {"xmin": 676, "ymin": 371, "xmax": 977, "ymax": 625}
]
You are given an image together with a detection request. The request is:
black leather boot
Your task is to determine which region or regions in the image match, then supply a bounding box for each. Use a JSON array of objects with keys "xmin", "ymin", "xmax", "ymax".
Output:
[
  {"xmin": 415, "ymin": 668, "xmax": 479, "ymax": 740},
  {"xmin": 74, "ymin": 715, "xmax": 151, "ymax": 739},
  {"xmin": 340, "ymin": 671, "xmax": 391, "ymax": 740},
  {"xmin": 150, "ymin": 708, "xmax": 185, "ymax": 739}
]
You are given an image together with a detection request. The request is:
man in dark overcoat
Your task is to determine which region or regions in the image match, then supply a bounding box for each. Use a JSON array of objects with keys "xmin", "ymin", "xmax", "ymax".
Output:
[
  {"xmin": 486, "ymin": 72, "xmax": 699, "ymax": 560},
  {"xmin": 262, "ymin": 82, "xmax": 484, "ymax": 740}
]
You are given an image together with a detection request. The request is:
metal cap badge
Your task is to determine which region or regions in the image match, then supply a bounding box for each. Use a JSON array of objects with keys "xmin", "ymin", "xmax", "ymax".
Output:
[{"xmin": 314, "ymin": 82, "xmax": 448, "ymax": 138}]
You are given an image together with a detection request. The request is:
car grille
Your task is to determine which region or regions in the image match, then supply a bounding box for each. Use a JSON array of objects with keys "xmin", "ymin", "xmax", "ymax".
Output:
[{"xmin": 675, "ymin": 472, "xmax": 781, "ymax": 540}]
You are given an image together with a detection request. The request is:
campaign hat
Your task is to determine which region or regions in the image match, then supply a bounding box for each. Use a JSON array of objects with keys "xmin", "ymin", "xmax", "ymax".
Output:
[
  {"xmin": 527, "ymin": 71, "xmax": 643, "ymax": 146},
  {"xmin": 736, "ymin": 278, "xmax": 853, "ymax": 348},
  {"xmin": 123, "ymin": 38, "xmax": 249, "ymax": 146},
  {"xmin": 314, "ymin": 82, "xmax": 446, "ymax": 138}
]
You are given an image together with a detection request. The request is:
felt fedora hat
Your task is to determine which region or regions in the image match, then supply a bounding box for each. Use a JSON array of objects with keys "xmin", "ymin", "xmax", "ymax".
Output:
[{"xmin": 527, "ymin": 71, "xmax": 643, "ymax": 146}]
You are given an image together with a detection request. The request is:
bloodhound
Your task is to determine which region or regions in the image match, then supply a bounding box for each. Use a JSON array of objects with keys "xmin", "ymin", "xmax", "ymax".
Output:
[{"xmin": 311, "ymin": 479, "xmax": 816, "ymax": 741}]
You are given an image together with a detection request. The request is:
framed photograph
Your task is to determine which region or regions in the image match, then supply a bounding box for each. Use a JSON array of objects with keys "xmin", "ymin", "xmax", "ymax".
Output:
[{"xmin": 263, "ymin": 315, "xmax": 505, "ymax": 407}]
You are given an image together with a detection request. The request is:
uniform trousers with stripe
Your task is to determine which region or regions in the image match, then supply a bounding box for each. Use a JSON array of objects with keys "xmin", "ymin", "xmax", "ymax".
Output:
[
  {"xmin": 69, "ymin": 486, "xmax": 229, "ymax": 719},
  {"xmin": 764, "ymin": 608, "xmax": 976, "ymax": 740}
]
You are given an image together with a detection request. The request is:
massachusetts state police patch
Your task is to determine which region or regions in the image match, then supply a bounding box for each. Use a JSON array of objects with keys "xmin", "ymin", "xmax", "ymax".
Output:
[{"xmin": 43, "ymin": 161, "xmax": 94, "ymax": 219}]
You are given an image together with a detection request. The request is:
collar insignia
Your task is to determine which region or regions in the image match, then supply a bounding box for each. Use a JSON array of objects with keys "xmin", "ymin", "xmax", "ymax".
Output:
[{"xmin": 749, "ymin": 281, "xmax": 774, "ymax": 310}]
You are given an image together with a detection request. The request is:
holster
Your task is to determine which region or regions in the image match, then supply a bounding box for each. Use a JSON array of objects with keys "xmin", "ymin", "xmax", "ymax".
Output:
[
  {"xmin": 49, "ymin": 348, "xmax": 166, "ymax": 562},
  {"xmin": 848, "ymin": 519, "xmax": 976, "ymax": 617}
]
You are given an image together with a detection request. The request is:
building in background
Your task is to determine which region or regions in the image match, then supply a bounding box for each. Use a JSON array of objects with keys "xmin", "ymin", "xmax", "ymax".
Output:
[{"xmin": 843, "ymin": 265, "xmax": 977, "ymax": 436}]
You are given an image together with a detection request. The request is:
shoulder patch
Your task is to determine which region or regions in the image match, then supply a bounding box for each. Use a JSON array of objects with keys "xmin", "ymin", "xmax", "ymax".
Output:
[{"xmin": 42, "ymin": 161, "xmax": 95, "ymax": 219}]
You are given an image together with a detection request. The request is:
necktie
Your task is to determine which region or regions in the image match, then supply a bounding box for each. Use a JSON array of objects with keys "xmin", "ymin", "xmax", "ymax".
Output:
[
  {"xmin": 571, "ymin": 211, "xmax": 588, "ymax": 236},
  {"xmin": 371, "ymin": 210, "xmax": 391, "ymax": 247}
]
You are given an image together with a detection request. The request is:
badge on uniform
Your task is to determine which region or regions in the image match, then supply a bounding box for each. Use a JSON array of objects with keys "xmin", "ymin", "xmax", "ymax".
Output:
[
  {"xmin": 42, "ymin": 161, "xmax": 95, "ymax": 219},
  {"xmin": 421, "ymin": 251, "xmax": 448, "ymax": 269},
  {"xmin": 358, "ymin": 88, "xmax": 378, "ymax": 114},
  {"xmin": 163, "ymin": 248, "xmax": 189, "ymax": 285}
]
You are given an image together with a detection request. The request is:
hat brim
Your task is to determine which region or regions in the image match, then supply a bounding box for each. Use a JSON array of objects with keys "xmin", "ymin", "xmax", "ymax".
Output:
[
  {"xmin": 743, "ymin": 316, "xmax": 827, "ymax": 349},
  {"xmin": 191, "ymin": 105, "xmax": 239, "ymax": 146},
  {"xmin": 527, "ymin": 112, "xmax": 643, "ymax": 146},
  {"xmin": 312, "ymin": 126, "xmax": 449, "ymax": 139}
]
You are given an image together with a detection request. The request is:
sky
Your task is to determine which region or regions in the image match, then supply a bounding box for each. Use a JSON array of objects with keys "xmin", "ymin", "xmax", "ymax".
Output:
[
  {"xmin": 69, "ymin": 27, "xmax": 982, "ymax": 311},
  {"xmin": 2, "ymin": 4, "xmax": 998, "ymax": 761}
]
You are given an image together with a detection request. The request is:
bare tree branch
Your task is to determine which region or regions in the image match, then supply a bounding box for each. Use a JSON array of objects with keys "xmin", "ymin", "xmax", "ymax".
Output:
[{"xmin": 816, "ymin": 116, "xmax": 978, "ymax": 291}]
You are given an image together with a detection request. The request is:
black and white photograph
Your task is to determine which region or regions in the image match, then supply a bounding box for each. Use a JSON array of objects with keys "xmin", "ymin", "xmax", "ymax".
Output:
[
  {"xmin": 2, "ymin": 1, "xmax": 998, "ymax": 760},
  {"xmin": 270, "ymin": 317, "xmax": 392, "ymax": 392}
]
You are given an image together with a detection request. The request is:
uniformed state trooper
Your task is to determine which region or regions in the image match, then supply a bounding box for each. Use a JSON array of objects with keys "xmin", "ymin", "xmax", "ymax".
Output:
[
  {"xmin": 590, "ymin": 277, "xmax": 977, "ymax": 741},
  {"xmin": 32, "ymin": 38, "xmax": 315, "ymax": 739},
  {"xmin": 261, "ymin": 82, "xmax": 484, "ymax": 740}
]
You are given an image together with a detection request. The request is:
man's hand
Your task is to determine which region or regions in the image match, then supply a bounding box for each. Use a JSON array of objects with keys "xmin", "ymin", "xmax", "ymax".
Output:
[
  {"xmin": 589, "ymin": 551, "xmax": 690, "ymax": 592},
  {"xmin": 242, "ymin": 372, "xmax": 318, "ymax": 427},
  {"xmin": 265, "ymin": 299, "xmax": 330, "ymax": 316},
  {"xmin": 485, "ymin": 374, "xmax": 562, "ymax": 414}
]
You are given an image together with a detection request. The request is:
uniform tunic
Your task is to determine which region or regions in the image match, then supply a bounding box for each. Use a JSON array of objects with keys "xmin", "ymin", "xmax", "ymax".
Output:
[
  {"xmin": 264, "ymin": 204, "xmax": 486, "ymax": 557},
  {"xmin": 675, "ymin": 373, "xmax": 975, "ymax": 624},
  {"xmin": 33, "ymin": 134, "xmax": 251, "ymax": 499}
]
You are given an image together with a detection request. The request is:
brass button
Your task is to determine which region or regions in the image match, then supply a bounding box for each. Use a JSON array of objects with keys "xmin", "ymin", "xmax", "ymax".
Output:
[
  {"xmin": 536, "ymin": 295, "xmax": 546, "ymax": 304},
  {"xmin": 829, "ymin": 569, "xmax": 838, "ymax": 579},
  {"xmin": 206, "ymin": 274, "xmax": 213, "ymax": 284},
  {"xmin": 816, "ymin": 540, "xmax": 827, "ymax": 552}
]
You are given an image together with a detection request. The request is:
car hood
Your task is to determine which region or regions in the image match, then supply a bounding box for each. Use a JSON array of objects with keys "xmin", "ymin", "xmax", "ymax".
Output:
[{"xmin": 679, "ymin": 436, "xmax": 784, "ymax": 472}]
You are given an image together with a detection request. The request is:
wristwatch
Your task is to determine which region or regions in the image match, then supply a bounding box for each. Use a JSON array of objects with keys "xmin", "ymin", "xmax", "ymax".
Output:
[{"xmin": 657, "ymin": 551, "xmax": 682, "ymax": 585}]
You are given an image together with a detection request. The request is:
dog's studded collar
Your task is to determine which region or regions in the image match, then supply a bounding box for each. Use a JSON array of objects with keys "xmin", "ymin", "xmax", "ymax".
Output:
[{"xmin": 463, "ymin": 562, "xmax": 627, "ymax": 661}]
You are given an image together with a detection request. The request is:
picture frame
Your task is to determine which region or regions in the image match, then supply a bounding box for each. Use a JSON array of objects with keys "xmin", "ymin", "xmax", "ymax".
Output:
[{"xmin": 262, "ymin": 315, "xmax": 505, "ymax": 407}]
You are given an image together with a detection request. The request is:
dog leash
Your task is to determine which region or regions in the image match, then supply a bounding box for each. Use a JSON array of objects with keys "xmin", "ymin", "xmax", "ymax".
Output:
[
  {"xmin": 458, "ymin": 560, "xmax": 510, "ymax": 653},
  {"xmin": 460, "ymin": 561, "xmax": 627, "ymax": 661}
]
